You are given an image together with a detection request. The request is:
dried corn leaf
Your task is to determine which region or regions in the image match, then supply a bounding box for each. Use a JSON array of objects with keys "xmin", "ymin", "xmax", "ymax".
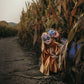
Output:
[
  {"xmin": 77, "ymin": 0, "xmax": 84, "ymax": 7},
  {"xmin": 73, "ymin": 0, "xmax": 76, "ymax": 4},
  {"xmin": 71, "ymin": 7, "xmax": 77, "ymax": 16},
  {"xmin": 75, "ymin": 44, "xmax": 84, "ymax": 65},
  {"xmin": 57, "ymin": 4, "xmax": 61, "ymax": 15},
  {"xmin": 68, "ymin": 16, "xmax": 84, "ymax": 43},
  {"xmin": 62, "ymin": 0, "xmax": 67, "ymax": 13},
  {"xmin": 50, "ymin": 7, "xmax": 59, "ymax": 23},
  {"xmin": 49, "ymin": 0, "xmax": 51, "ymax": 8},
  {"xmin": 77, "ymin": 38, "xmax": 84, "ymax": 44},
  {"xmin": 69, "ymin": 16, "xmax": 73, "ymax": 26},
  {"xmin": 71, "ymin": 0, "xmax": 83, "ymax": 16}
]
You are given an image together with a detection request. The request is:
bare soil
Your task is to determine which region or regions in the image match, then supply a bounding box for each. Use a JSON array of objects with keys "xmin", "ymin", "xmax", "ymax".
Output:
[{"xmin": 0, "ymin": 37, "xmax": 65, "ymax": 84}]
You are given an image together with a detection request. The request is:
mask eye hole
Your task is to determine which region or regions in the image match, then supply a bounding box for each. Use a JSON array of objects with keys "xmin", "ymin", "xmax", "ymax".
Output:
[
  {"xmin": 43, "ymin": 37, "xmax": 50, "ymax": 42},
  {"xmin": 43, "ymin": 38, "xmax": 46, "ymax": 41},
  {"xmin": 47, "ymin": 37, "xmax": 50, "ymax": 40}
]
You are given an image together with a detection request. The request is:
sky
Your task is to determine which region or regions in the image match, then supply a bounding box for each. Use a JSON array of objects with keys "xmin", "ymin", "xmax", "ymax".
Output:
[{"xmin": 0, "ymin": 0, "xmax": 32, "ymax": 23}]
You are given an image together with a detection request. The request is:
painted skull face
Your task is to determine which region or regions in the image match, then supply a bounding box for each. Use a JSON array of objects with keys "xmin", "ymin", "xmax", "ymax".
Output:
[
  {"xmin": 42, "ymin": 32, "xmax": 51, "ymax": 45},
  {"xmin": 48, "ymin": 29, "xmax": 59, "ymax": 38}
]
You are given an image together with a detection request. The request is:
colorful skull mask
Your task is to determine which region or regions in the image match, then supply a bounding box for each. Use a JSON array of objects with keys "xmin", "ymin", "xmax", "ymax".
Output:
[
  {"xmin": 42, "ymin": 32, "xmax": 51, "ymax": 45},
  {"xmin": 48, "ymin": 29, "xmax": 59, "ymax": 38}
]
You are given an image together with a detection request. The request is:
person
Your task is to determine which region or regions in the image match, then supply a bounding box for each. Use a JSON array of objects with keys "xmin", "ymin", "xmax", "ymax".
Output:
[
  {"xmin": 40, "ymin": 32, "xmax": 60, "ymax": 75},
  {"xmin": 47, "ymin": 29, "xmax": 68, "ymax": 70},
  {"xmin": 68, "ymin": 42, "xmax": 81, "ymax": 58}
]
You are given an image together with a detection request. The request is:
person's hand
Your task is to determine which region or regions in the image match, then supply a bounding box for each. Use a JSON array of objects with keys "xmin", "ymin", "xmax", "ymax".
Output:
[{"xmin": 51, "ymin": 55, "xmax": 58, "ymax": 59}]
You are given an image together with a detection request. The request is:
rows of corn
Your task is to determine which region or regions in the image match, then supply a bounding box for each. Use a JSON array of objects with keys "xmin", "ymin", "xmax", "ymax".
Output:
[
  {"xmin": 18, "ymin": 0, "xmax": 84, "ymax": 83},
  {"xmin": 18, "ymin": 0, "xmax": 84, "ymax": 49}
]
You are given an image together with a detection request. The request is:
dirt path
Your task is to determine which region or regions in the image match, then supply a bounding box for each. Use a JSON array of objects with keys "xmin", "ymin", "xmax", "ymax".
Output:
[{"xmin": 0, "ymin": 37, "xmax": 65, "ymax": 84}]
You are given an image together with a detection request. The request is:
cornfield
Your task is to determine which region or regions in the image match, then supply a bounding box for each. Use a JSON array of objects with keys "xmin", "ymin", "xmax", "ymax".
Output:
[
  {"xmin": 18, "ymin": 0, "xmax": 84, "ymax": 83},
  {"xmin": 18, "ymin": 0, "xmax": 84, "ymax": 47},
  {"xmin": 18, "ymin": 0, "xmax": 84, "ymax": 84}
]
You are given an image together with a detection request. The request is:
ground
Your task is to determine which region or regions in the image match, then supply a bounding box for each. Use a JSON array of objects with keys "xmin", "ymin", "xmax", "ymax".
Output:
[{"xmin": 0, "ymin": 37, "xmax": 65, "ymax": 84}]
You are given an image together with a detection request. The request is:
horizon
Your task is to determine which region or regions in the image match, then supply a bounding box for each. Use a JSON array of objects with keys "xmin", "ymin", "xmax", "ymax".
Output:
[
  {"xmin": 0, "ymin": 0, "xmax": 32, "ymax": 23},
  {"xmin": 0, "ymin": 20, "xmax": 18, "ymax": 24}
]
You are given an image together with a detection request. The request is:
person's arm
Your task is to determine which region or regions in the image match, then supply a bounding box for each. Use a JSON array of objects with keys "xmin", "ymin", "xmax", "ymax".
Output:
[{"xmin": 51, "ymin": 54, "xmax": 59, "ymax": 59}]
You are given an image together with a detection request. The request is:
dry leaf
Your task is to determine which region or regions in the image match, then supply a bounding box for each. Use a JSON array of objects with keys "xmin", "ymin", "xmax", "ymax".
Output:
[
  {"xmin": 57, "ymin": 4, "xmax": 61, "ymax": 15},
  {"xmin": 71, "ymin": 7, "xmax": 77, "ymax": 16},
  {"xmin": 50, "ymin": 7, "xmax": 59, "ymax": 23},
  {"xmin": 62, "ymin": 0, "xmax": 67, "ymax": 13}
]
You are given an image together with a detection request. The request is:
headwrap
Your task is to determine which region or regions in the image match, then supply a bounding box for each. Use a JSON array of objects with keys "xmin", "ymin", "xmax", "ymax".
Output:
[
  {"xmin": 48, "ymin": 29, "xmax": 59, "ymax": 38},
  {"xmin": 48, "ymin": 29, "xmax": 55, "ymax": 37}
]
